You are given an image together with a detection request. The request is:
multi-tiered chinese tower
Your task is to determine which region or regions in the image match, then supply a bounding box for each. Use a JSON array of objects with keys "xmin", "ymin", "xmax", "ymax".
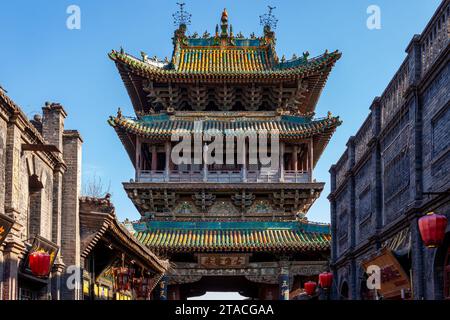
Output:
[{"xmin": 108, "ymin": 6, "xmax": 341, "ymax": 300}]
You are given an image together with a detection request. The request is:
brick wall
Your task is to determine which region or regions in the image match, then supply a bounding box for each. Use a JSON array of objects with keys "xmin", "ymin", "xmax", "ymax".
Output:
[
  {"xmin": 330, "ymin": 0, "xmax": 450, "ymax": 300},
  {"xmin": 422, "ymin": 62, "xmax": 450, "ymax": 193},
  {"xmin": 0, "ymin": 96, "xmax": 82, "ymax": 300},
  {"xmin": 60, "ymin": 130, "xmax": 82, "ymax": 300}
]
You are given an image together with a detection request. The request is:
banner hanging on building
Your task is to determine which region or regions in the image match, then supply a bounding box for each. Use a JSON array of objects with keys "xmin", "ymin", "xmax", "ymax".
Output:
[{"xmin": 362, "ymin": 248, "xmax": 411, "ymax": 299}]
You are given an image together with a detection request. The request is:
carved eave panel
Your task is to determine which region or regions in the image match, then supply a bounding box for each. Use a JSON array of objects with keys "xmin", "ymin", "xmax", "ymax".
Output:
[
  {"xmin": 115, "ymin": 60, "xmax": 330, "ymax": 116},
  {"xmin": 139, "ymin": 79, "xmax": 312, "ymax": 115},
  {"xmin": 124, "ymin": 182, "xmax": 323, "ymax": 217}
]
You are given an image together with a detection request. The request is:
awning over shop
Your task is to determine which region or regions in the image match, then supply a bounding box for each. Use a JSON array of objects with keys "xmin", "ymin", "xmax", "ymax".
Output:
[{"xmin": 80, "ymin": 195, "xmax": 170, "ymax": 274}]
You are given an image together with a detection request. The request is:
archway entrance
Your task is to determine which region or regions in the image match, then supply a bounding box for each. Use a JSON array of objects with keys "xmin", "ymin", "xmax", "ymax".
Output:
[
  {"xmin": 340, "ymin": 281, "xmax": 349, "ymax": 300},
  {"xmin": 168, "ymin": 276, "xmax": 261, "ymax": 300},
  {"xmin": 189, "ymin": 292, "xmax": 246, "ymax": 300}
]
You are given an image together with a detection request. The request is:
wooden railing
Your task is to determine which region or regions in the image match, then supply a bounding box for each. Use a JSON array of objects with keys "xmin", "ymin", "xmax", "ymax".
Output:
[
  {"xmin": 136, "ymin": 169, "xmax": 311, "ymax": 183},
  {"xmin": 283, "ymin": 170, "xmax": 311, "ymax": 183}
]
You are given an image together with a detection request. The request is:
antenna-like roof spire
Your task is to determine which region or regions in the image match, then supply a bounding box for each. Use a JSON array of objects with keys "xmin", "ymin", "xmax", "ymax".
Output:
[
  {"xmin": 173, "ymin": 2, "xmax": 192, "ymax": 28},
  {"xmin": 259, "ymin": 5, "xmax": 278, "ymax": 31}
]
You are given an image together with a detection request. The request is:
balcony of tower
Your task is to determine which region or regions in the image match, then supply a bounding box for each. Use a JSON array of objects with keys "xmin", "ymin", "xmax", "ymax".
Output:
[
  {"xmin": 132, "ymin": 140, "xmax": 315, "ymax": 184},
  {"xmin": 121, "ymin": 135, "xmax": 328, "ymax": 220},
  {"xmin": 108, "ymin": 109, "xmax": 342, "ymax": 219}
]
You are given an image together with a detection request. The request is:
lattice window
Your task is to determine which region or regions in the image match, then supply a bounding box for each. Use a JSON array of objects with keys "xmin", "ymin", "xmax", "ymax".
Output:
[
  {"xmin": 381, "ymin": 110, "xmax": 409, "ymax": 151},
  {"xmin": 432, "ymin": 105, "xmax": 450, "ymax": 158},
  {"xmin": 358, "ymin": 187, "xmax": 372, "ymax": 222},
  {"xmin": 338, "ymin": 209, "xmax": 348, "ymax": 240},
  {"xmin": 383, "ymin": 149, "xmax": 410, "ymax": 203}
]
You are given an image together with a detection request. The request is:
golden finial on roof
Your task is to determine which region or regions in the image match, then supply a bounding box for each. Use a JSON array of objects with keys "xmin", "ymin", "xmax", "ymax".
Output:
[
  {"xmin": 117, "ymin": 107, "xmax": 122, "ymax": 118},
  {"xmin": 327, "ymin": 111, "xmax": 332, "ymax": 119},
  {"xmin": 222, "ymin": 8, "xmax": 228, "ymax": 20},
  {"xmin": 220, "ymin": 8, "xmax": 229, "ymax": 37}
]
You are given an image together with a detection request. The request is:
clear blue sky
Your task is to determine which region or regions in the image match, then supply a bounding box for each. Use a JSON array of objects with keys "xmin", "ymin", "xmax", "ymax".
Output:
[{"xmin": 0, "ymin": 0, "xmax": 442, "ymax": 224}]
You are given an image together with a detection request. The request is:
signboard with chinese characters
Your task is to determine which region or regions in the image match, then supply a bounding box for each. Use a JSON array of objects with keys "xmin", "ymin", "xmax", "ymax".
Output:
[
  {"xmin": 0, "ymin": 213, "xmax": 14, "ymax": 246},
  {"xmin": 362, "ymin": 248, "xmax": 411, "ymax": 299},
  {"xmin": 22, "ymin": 235, "xmax": 59, "ymax": 278},
  {"xmin": 197, "ymin": 254, "xmax": 249, "ymax": 269}
]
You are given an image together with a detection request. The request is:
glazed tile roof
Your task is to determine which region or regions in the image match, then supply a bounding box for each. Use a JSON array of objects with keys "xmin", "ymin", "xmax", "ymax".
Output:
[
  {"xmin": 109, "ymin": 9, "xmax": 342, "ymax": 117},
  {"xmin": 108, "ymin": 113, "xmax": 342, "ymax": 140},
  {"xmin": 131, "ymin": 221, "xmax": 331, "ymax": 253},
  {"xmin": 109, "ymin": 49, "xmax": 341, "ymax": 79},
  {"xmin": 176, "ymin": 47, "xmax": 273, "ymax": 73}
]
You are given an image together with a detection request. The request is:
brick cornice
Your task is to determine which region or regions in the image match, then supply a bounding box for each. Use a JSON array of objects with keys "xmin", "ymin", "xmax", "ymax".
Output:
[{"xmin": 2, "ymin": 237, "xmax": 26, "ymax": 256}]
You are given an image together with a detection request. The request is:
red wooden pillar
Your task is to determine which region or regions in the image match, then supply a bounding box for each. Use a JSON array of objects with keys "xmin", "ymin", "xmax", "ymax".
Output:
[
  {"xmin": 151, "ymin": 145, "xmax": 157, "ymax": 171},
  {"xmin": 279, "ymin": 142, "xmax": 285, "ymax": 182},
  {"xmin": 292, "ymin": 145, "xmax": 298, "ymax": 172},
  {"xmin": 306, "ymin": 145, "xmax": 309, "ymax": 178},
  {"xmin": 309, "ymin": 138, "xmax": 314, "ymax": 182},
  {"xmin": 165, "ymin": 142, "xmax": 171, "ymax": 181},
  {"xmin": 135, "ymin": 136, "xmax": 141, "ymax": 176}
]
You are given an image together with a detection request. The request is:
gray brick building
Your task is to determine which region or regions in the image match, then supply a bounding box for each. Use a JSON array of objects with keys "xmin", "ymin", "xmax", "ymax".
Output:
[
  {"xmin": 0, "ymin": 89, "xmax": 168, "ymax": 300},
  {"xmin": 0, "ymin": 91, "xmax": 83, "ymax": 300},
  {"xmin": 329, "ymin": 0, "xmax": 449, "ymax": 300}
]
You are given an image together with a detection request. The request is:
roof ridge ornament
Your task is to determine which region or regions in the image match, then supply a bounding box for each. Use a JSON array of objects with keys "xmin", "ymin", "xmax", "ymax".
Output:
[
  {"xmin": 220, "ymin": 8, "xmax": 229, "ymax": 38},
  {"xmin": 173, "ymin": 2, "xmax": 192, "ymax": 28},
  {"xmin": 260, "ymin": 5, "xmax": 278, "ymax": 31}
]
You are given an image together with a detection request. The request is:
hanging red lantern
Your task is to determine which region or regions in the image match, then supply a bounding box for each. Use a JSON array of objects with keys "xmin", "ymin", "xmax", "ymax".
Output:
[
  {"xmin": 114, "ymin": 267, "xmax": 132, "ymax": 292},
  {"xmin": 304, "ymin": 281, "xmax": 317, "ymax": 296},
  {"xmin": 319, "ymin": 272, "xmax": 333, "ymax": 290},
  {"xmin": 418, "ymin": 212, "xmax": 448, "ymax": 248},
  {"xmin": 29, "ymin": 251, "xmax": 51, "ymax": 277}
]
